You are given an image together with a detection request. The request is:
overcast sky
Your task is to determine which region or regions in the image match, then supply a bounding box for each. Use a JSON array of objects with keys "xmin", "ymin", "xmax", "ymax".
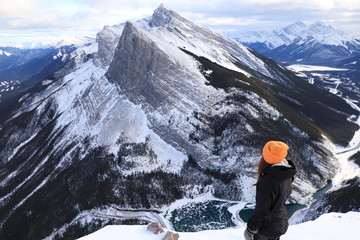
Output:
[{"xmin": 1, "ymin": 0, "xmax": 360, "ymax": 44}]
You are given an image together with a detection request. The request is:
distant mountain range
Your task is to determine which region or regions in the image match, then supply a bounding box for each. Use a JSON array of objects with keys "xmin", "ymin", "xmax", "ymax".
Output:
[
  {"xmin": 228, "ymin": 21, "xmax": 360, "ymax": 111},
  {"xmin": 0, "ymin": 37, "xmax": 93, "ymax": 50},
  {"xmin": 229, "ymin": 21, "xmax": 360, "ymax": 66},
  {"xmin": 0, "ymin": 36, "xmax": 94, "ymax": 122},
  {"xmin": 0, "ymin": 42, "xmax": 50, "ymax": 49}
]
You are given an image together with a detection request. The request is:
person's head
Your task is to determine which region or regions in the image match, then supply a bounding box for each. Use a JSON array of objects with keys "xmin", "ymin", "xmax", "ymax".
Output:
[
  {"xmin": 255, "ymin": 141, "xmax": 289, "ymax": 183},
  {"xmin": 262, "ymin": 141, "xmax": 289, "ymax": 164}
]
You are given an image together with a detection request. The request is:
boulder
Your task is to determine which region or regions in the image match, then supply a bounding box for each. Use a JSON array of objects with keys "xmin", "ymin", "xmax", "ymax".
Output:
[
  {"xmin": 147, "ymin": 222, "xmax": 164, "ymax": 234},
  {"xmin": 162, "ymin": 231, "xmax": 180, "ymax": 240}
]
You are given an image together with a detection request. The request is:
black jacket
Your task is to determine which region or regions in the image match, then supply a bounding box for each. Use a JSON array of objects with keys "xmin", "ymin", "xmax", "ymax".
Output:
[{"xmin": 247, "ymin": 160, "xmax": 297, "ymax": 238}]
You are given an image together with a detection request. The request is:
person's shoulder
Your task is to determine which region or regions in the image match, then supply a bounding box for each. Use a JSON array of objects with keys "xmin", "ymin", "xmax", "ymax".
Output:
[
  {"xmin": 259, "ymin": 171, "xmax": 287, "ymax": 188},
  {"xmin": 287, "ymin": 160, "xmax": 297, "ymax": 169}
]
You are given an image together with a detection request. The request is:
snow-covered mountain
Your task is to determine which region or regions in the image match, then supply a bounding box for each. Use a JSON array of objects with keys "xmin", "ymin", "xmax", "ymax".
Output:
[
  {"xmin": 0, "ymin": 42, "xmax": 51, "ymax": 49},
  {"xmin": 0, "ymin": 4, "xmax": 359, "ymax": 240},
  {"xmin": 0, "ymin": 50, "xmax": 12, "ymax": 56},
  {"xmin": 230, "ymin": 21, "xmax": 360, "ymax": 66},
  {"xmin": 0, "ymin": 37, "xmax": 92, "ymax": 50},
  {"xmin": 236, "ymin": 21, "xmax": 358, "ymax": 49},
  {"xmin": 52, "ymin": 36, "xmax": 94, "ymax": 49},
  {"xmin": 0, "ymin": 36, "xmax": 95, "ymax": 122},
  {"xmin": 0, "ymin": 36, "xmax": 94, "ymax": 73},
  {"xmin": 230, "ymin": 21, "xmax": 360, "ymax": 112}
]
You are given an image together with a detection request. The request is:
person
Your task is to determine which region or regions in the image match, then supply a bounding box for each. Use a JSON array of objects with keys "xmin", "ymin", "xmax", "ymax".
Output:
[{"xmin": 244, "ymin": 141, "xmax": 297, "ymax": 240}]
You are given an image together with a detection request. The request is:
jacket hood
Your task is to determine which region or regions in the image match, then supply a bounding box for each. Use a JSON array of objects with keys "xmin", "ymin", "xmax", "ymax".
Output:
[{"xmin": 263, "ymin": 160, "xmax": 297, "ymax": 181}]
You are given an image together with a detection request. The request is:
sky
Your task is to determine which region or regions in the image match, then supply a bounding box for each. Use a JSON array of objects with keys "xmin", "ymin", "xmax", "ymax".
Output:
[{"xmin": 1, "ymin": 0, "xmax": 360, "ymax": 44}]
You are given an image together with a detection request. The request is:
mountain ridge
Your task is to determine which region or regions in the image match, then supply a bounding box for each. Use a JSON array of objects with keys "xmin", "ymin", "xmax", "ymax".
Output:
[
  {"xmin": 230, "ymin": 21, "xmax": 360, "ymax": 66},
  {"xmin": 234, "ymin": 21, "xmax": 358, "ymax": 49}
]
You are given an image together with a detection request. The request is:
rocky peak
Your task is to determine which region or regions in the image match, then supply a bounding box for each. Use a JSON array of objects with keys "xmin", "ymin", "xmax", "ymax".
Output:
[
  {"xmin": 306, "ymin": 21, "xmax": 334, "ymax": 35},
  {"xmin": 149, "ymin": 4, "xmax": 193, "ymax": 28},
  {"xmin": 95, "ymin": 23, "xmax": 125, "ymax": 67},
  {"xmin": 282, "ymin": 21, "xmax": 307, "ymax": 35},
  {"xmin": 303, "ymin": 21, "xmax": 355, "ymax": 46},
  {"xmin": 149, "ymin": 4, "xmax": 175, "ymax": 27},
  {"xmin": 105, "ymin": 20, "xmax": 223, "ymax": 164},
  {"xmin": 106, "ymin": 20, "xmax": 209, "ymax": 111},
  {"xmin": 106, "ymin": 21, "xmax": 160, "ymax": 99}
]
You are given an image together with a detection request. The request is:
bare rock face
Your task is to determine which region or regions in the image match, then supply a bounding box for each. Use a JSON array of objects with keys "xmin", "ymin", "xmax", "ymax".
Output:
[
  {"xmin": 149, "ymin": 4, "xmax": 174, "ymax": 27},
  {"xmin": 95, "ymin": 23, "xmax": 125, "ymax": 66},
  {"xmin": 106, "ymin": 21, "xmax": 213, "ymax": 112},
  {"xmin": 105, "ymin": 21, "xmax": 218, "ymax": 163}
]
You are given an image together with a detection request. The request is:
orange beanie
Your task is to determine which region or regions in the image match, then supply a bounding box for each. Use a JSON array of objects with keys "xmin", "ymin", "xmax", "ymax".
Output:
[{"xmin": 262, "ymin": 141, "xmax": 289, "ymax": 164}]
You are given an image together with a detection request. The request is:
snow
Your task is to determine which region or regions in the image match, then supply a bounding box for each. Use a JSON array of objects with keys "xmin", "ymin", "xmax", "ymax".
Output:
[
  {"xmin": 287, "ymin": 64, "xmax": 348, "ymax": 72},
  {"xmin": 332, "ymin": 115, "xmax": 360, "ymax": 187},
  {"xmin": 0, "ymin": 37, "xmax": 94, "ymax": 50},
  {"xmin": 233, "ymin": 21, "xmax": 358, "ymax": 50},
  {"xmin": 52, "ymin": 36, "xmax": 95, "ymax": 48},
  {"xmin": 20, "ymin": 57, "xmax": 187, "ymax": 175},
  {"xmin": 78, "ymin": 212, "xmax": 360, "ymax": 240},
  {"xmin": 42, "ymin": 79, "xmax": 53, "ymax": 86},
  {"xmin": 0, "ymin": 42, "xmax": 51, "ymax": 49},
  {"xmin": 0, "ymin": 50, "xmax": 12, "ymax": 56},
  {"xmin": 138, "ymin": 13, "xmax": 272, "ymax": 78},
  {"xmin": 0, "ymin": 80, "xmax": 20, "ymax": 93},
  {"xmin": 286, "ymin": 54, "xmax": 360, "ymax": 190},
  {"xmin": 332, "ymin": 150, "xmax": 360, "ymax": 187},
  {"xmin": 78, "ymin": 225, "xmax": 162, "ymax": 240},
  {"xmin": 71, "ymin": 41, "xmax": 98, "ymax": 57},
  {"xmin": 0, "ymin": 43, "xmax": 26, "ymax": 48},
  {"xmin": 53, "ymin": 50, "xmax": 63, "ymax": 60}
]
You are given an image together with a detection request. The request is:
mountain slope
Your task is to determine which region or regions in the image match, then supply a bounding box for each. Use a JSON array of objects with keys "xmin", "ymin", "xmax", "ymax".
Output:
[
  {"xmin": 0, "ymin": 5, "xmax": 358, "ymax": 240},
  {"xmin": 230, "ymin": 20, "xmax": 360, "ymax": 121},
  {"xmin": 0, "ymin": 37, "xmax": 95, "ymax": 123}
]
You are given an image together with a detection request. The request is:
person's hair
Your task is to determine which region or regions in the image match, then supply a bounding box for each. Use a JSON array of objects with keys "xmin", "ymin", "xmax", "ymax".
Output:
[{"xmin": 255, "ymin": 157, "xmax": 272, "ymax": 185}]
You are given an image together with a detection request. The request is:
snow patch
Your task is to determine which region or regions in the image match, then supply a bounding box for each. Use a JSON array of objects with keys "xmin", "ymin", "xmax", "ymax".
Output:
[
  {"xmin": 331, "ymin": 115, "xmax": 360, "ymax": 187},
  {"xmin": 42, "ymin": 79, "xmax": 53, "ymax": 86},
  {"xmin": 0, "ymin": 50, "xmax": 12, "ymax": 56},
  {"xmin": 287, "ymin": 64, "xmax": 348, "ymax": 72},
  {"xmin": 77, "ymin": 212, "xmax": 360, "ymax": 240}
]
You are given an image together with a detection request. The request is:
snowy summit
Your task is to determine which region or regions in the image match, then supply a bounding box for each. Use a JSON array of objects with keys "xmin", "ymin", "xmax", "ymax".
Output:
[{"xmin": 79, "ymin": 212, "xmax": 360, "ymax": 240}]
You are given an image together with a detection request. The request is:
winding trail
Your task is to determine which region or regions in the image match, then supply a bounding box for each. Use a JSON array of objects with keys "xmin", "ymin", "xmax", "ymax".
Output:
[{"xmin": 93, "ymin": 210, "xmax": 169, "ymax": 228}]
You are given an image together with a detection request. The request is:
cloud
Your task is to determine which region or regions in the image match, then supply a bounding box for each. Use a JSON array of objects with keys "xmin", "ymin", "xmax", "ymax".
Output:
[
  {"xmin": 170, "ymin": 0, "xmax": 360, "ymax": 34},
  {"xmin": 1, "ymin": 0, "xmax": 359, "ymax": 43},
  {"xmin": 0, "ymin": 0, "xmax": 39, "ymax": 18}
]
